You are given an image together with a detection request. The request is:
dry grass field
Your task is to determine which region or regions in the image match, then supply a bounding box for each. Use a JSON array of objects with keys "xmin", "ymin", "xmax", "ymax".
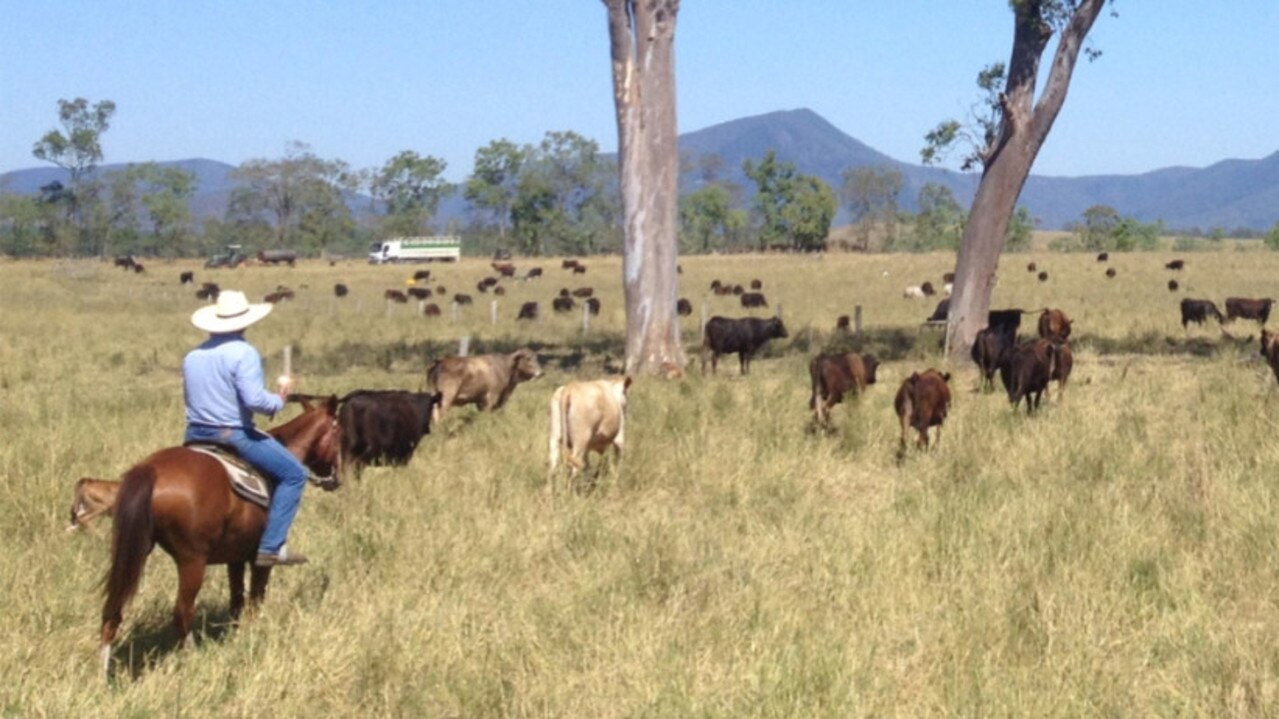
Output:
[{"xmin": 4, "ymin": 248, "xmax": 1279, "ymax": 716}]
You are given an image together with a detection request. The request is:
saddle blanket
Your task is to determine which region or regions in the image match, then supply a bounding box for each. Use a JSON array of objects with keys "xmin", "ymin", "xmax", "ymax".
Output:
[{"xmin": 184, "ymin": 443, "xmax": 272, "ymax": 509}]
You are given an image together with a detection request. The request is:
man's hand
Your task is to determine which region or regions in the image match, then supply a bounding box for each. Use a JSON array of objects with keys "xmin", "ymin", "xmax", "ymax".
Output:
[{"xmin": 277, "ymin": 375, "xmax": 293, "ymax": 401}]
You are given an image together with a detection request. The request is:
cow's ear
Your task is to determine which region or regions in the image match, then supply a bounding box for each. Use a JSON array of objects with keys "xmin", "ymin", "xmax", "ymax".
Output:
[{"xmin": 942, "ymin": 372, "xmax": 952, "ymax": 383}]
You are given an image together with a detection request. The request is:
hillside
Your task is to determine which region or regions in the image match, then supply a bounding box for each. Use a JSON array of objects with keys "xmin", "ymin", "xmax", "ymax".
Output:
[{"xmin": 3, "ymin": 109, "xmax": 1277, "ymax": 231}]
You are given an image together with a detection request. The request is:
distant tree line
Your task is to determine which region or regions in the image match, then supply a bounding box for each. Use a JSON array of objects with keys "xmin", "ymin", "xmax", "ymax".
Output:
[{"xmin": 3, "ymin": 97, "xmax": 1275, "ymax": 259}]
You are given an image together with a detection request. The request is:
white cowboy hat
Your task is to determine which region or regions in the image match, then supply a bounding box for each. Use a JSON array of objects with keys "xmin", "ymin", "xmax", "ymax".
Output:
[{"xmin": 191, "ymin": 290, "xmax": 273, "ymax": 333}]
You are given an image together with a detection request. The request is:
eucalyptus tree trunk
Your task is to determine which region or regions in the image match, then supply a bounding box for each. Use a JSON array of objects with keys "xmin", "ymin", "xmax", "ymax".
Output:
[
  {"xmin": 947, "ymin": 0, "xmax": 1106, "ymax": 361},
  {"xmin": 605, "ymin": 0, "xmax": 685, "ymax": 375}
]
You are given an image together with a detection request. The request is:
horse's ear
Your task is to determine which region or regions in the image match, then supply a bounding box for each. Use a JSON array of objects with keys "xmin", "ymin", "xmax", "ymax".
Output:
[{"xmin": 325, "ymin": 395, "xmax": 338, "ymax": 414}]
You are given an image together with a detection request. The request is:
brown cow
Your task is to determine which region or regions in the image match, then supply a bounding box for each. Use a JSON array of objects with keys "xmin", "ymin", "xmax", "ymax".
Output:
[
  {"xmin": 413, "ymin": 269, "xmax": 432, "ymax": 281},
  {"xmin": 547, "ymin": 376, "xmax": 632, "ymax": 492},
  {"xmin": 67, "ymin": 477, "xmax": 120, "ymax": 533},
  {"xmin": 1053, "ymin": 341, "xmax": 1074, "ymax": 393},
  {"xmin": 740, "ymin": 292, "xmax": 768, "ymax": 308},
  {"xmin": 334, "ymin": 283, "xmax": 349, "ymax": 297},
  {"xmin": 1037, "ymin": 309, "xmax": 1072, "ymax": 343},
  {"xmin": 1166, "ymin": 259, "xmax": 1185, "ymax": 270},
  {"xmin": 1105, "ymin": 268, "xmax": 1117, "ymax": 278},
  {"xmin": 1037, "ymin": 271, "xmax": 1049, "ymax": 282},
  {"xmin": 750, "ymin": 279, "xmax": 763, "ymax": 290},
  {"xmin": 517, "ymin": 301, "xmax": 539, "ymax": 320},
  {"xmin": 1262, "ymin": 330, "xmax": 1279, "ymax": 385},
  {"xmin": 585, "ymin": 297, "xmax": 601, "ymax": 315},
  {"xmin": 552, "ymin": 296, "xmax": 575, "ymax": 313},
  {"xmin": 571, "ymin": 287, "xmax": 594, "ymax": 298},
  {"xmin": 971, "ymin": 325, "xmax": 1015, "ymax": 391},
  {"xmin": 809, "ymin": 353, "xmax": 879, "ymax": 427},
  {"xmin": 179, "ymin": 271, "xmax": 195, "ymax": 285},
  {"xmin": 427, "ymin": 348, "xmax": 544, "ymax": 419},
  {"xmin": 492, "ymin": 262, "xmax": 517, "ymax": 277},
  {"xmin": 1226, "ymin": 297, "xmax": 1274, "ymax": 325},
  {"xmin": 407, "ymin": 287, "xmax": 431, "ymax": 300},
  {"xmin": 894, "ymin": 370, "xmax": 952, "ymax": 452},
  {"xmin": 1168, "ymin": 279, "xmax": 1179, "ymax": 292},
  {"xmin": 453, "ymin": 293, "xmax": 473, "ymax": 305},
  {"xmin": 423, "ymin": 303, "xmax": 441, "ymax": 317},
  {"xmin": 385, "ymin": 289, "xmax": 409, "ymax": 303},
  {"xmin": 677, "ymin": 298, "xmax": 693, "ymax": 317}
]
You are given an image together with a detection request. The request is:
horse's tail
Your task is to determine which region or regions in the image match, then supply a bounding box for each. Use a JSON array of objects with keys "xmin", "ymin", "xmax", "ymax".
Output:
[{"xmin": 102, "ymin": 464, "xmax": 155, "ymax": 622}]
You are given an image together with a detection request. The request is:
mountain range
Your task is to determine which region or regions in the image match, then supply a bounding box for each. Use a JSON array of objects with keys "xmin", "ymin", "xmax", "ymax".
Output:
[{"xmin": 3, "ymin": 108, "xmax": 1277, "ymax": 232}]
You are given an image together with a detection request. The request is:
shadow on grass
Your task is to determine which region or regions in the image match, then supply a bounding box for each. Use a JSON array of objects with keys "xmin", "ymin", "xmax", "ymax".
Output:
[
  {"xmin": 303, "ymin": 333, "xmax": 629, "ymax": 376},
  {"xmin": 110, "ymin": 604, "xmax": 237, "ymax": 684}
]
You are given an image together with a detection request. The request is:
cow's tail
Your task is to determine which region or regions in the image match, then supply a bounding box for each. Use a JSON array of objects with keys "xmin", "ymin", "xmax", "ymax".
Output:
[
  {"xmin": 808, "ymin": 361, "xmax": 821, "ymax": 411},
  {"xmin": 547, "ymin": 386, "xmax": 566, "ymax": 475},
  {"xmin": 102, "ymin": 464, "xmax": 155, "ymax": 626}
]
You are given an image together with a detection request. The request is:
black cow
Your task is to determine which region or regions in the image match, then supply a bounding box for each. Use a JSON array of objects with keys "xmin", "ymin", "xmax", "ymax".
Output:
[
  {"xmin": 1179, "ymin": 298, "xmax": 1224, "ymax": 328},
  {"xmin": 525, "ymin": 267, "xmax": 543, "ymax": 280},
  {"xmin": 740, "ymin": 292, "xmax": 768, "ymax": 308},
  {"xmin": 677, "ymin": 298, "xmax": 693, "ymax": 317},
  {"xmin": 571, "ymin": 287, "xmax": 594, "ymax": 298},
  {"xmin": 552, "ymin": 296, "xmax": 575, "ymax": 313},
  {"xmin": 337, "ymin": 390, "xmax": 439, "ymax": 478},
  {"xmin": 999, "ymin": 339, "xmax": 1058, "ymax": 413},
  {"xmin": 1097, "ymin": 252, "xmax": 1109, "ymax": 262},
  {"xmin": 971, "ymin": 325, "xmax": 1016, "ymax": 391},
  {"xmin": 585, "ymin": 297, "xmax": 601, "ymax": 315},
  {"xmin": 701, "ymin": 315, "xmax": 788, "ymax": 375},
  {"xmin": 413, "ymin": 269, "xmax": 431, "ymax": 281},
  {"xmin": 1105, "ymin": 268, "xmax": 1117, "ymax": 278},
  {"xmin": 1168, "ymin": 280, "xmax": 1179, "ymax": 292},
  {"xmin": 334, "ymin": 283, "xmax": 349, "ymax": 298},
  {"xmin": 385, "ymin": 289, "xmax": 409, "ymax": 303},
  {"xmin": 517, "ymin": 301, "xmax": 539, "ymax": 320},
  {"xmin": 179, "ymin": 271, "xmax": 195, "ymax": 285},
  {"xmin": 407, "ymin": 287, "xmax": 431, "ymax": 300},
  {"xmin": 1166, "ymin": 259, "xmax": 1185, "ymax": 271},
  {"xmin": 195, "ymin": 282, "xmax": 221, "ymax": 301},
  {"xmin": 453, "ymin": 293, "xmax": 473, "ymax": 306}
]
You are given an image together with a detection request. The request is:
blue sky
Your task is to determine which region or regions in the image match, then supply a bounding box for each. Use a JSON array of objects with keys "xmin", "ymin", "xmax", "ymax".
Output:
[{"xmin": 3, "ymin": 1, "xmax": 1276, "ymax": 182}]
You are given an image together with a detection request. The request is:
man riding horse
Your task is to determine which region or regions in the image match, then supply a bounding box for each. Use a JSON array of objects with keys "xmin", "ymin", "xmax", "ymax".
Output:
[{"xmin": 184, "ymin": 289, "xmax": 310, "ymax": 567}]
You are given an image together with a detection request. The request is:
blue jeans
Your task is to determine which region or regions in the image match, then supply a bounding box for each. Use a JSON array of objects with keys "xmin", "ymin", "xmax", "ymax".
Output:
[{"xmin": 185, "ymin": 425, "xmax": 308, "ymax": 555}]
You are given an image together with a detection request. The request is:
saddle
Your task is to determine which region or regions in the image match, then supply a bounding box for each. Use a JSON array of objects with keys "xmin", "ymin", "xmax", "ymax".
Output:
[{"xmin": 184, "ymin": 443, "xmax": 272, "ymax": 509}]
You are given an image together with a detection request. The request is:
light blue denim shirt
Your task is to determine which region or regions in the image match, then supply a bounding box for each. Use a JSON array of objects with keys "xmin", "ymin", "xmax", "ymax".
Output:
[{"xmin": 183, "ymin": 333, "xmax": 284, "ymax": 428}]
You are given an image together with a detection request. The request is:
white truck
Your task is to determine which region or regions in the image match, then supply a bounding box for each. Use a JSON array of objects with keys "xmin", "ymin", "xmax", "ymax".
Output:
[{"xmin": 368, "ymin": 236, "xmax": 461, "ymax": 264}]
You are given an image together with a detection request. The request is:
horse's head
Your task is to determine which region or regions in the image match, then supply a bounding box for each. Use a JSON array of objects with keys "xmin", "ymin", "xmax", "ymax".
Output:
[{"xmin": 274, "ymin": 395, "xmax": 344, "ymax": 490}]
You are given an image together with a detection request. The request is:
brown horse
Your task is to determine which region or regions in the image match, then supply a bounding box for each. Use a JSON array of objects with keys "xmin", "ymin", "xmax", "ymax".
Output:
[{"xmin": 99, "ymin": 396, "xmax": 342, "ymax": 678}]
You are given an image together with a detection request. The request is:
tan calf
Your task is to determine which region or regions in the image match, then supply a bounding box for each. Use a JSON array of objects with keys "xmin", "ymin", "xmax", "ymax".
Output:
[
  {"xmin": 67, "ymin": 477, "xmax": 120, "ymax": 533},
  {"xmin": 547, "ymin": 376, "xmax": 632, "ymax": 493}
]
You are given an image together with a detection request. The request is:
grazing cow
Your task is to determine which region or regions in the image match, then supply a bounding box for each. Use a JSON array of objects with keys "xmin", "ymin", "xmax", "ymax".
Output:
[
  {"xmin": 1037, "ymin": 309, "xmax": 1072, "ymax": 343},
  {"xmin": 413, "ymin": 269, "xmax": 431, "ymax": 281},
  {"xmin": 132, "ymin": 263, "xmax": 146, "ymax": 274},
  {"xmin": 894, "ymin": 369, "xmax": 952, "ymax": 451},
  {"xmin": 1180, "ymin": 298, "xmax": 1224, "ymax": 328},
  {"xmin": 423, "ymin": 303, "xmax": 441, "ymax": 317},
  {"xmin": 731, "ymin": 284, "xmax": 744, "ymax": 295},
  {"xmin": 67, "ymin": 477, "xmax": 120, "ymax": 533},
  {"xmin": 562, "ymin": 259, "xmax": 580, "ymax": 270},
  {"xmin": 179, "ymin": 271, "xmax": 195, "ymax": 285},
  {"xmin": 943, "ymin": 282, "xmax": 954, "ymax": 296},
  {"xmin": 943, "ymin": 272, "xmax": 955, "ymax": 283},
  {"xmin": 713, "ymin": 284, "xmax": 734, "ymax": 296},
  {"xmin": 1261, "ymin": 330, "xmax": 1279, "ymax": 385},
  {"xmin": 571, "ymin": 287, "xmax": 594, "ymax": 298},
  {"xmin": 971, "ymin": 326, "xmax": 1016, "ymax": 391},
  {"xmin": 407, "ymin": 287, "xmax": 431, "ymax": 300},
  {"xmin": 740, "ymin": 292, "xmax": 769, "ymax": 308},
  {"xmin": 559, "ymin": 288, "xmax": 571, "ymax": 297},
  {"xmin": 572, "ymin": 264, "xmax": 587, "ymax": 274},
  {"xmin": 495, "ymin": 286, "xmax": 506, "ymax": 296},
  {"xmin": 1166, "ymin": 259, "xmax": 1185, "ymax": 271},
  {"xmin": 710, "ymin": 280, "xmax": 724, "ymax": 292},
  {"xmin": 701, "ymin": 315, "xmax": 788, "ymax": 375},
  {"xmin": 999, "ymin": 339, "xmax": 1058, "ymax": 413},
  {"xmin": 1225, "ymin": 297, "xmax": 1274, "ymax": 325},
  {"xmin": 113, "ymin": 256, "xmax": 136, "ymax": 270},
  {"xmin": 264, "ymin": 288, "xmax": 295, "ymax": 303},
  {"xmin": 1097, "ymin": 252, "xmax": 1109, "ymax": 262},
  {"xmin": 677, "ymin": 298, "xmax": 693, "ymax": 317},
  {"xmin": 809, "ymin": 352, "xmax": 879, "ymax": 426},
  {"xmin": 436, "ymin": 285, "xmax": 446, "ymax": 295},
  {"xmin": 835, "ymin": 315, "xmax": 851, "ymax": 331},
  {"xmin": 750, "ymin": 279, "xmax": 763, "ymax": 290},
  {"xmin": 1027, "ymin": 262, "xmax": 1037, "ymax": 272},
  {"xmin": 1037, "ymin": 271, "xmax": 1049, "ymax": 282},
  {"xmin": 427, "ymin": 348, "xmax": 544, "ymax": 419},
  {"xmin": 1105, "ymin": 268, "xmax": 1117, "ymax": 278},
  {"xmin": 903, "ymin": 285, "xmax": 927, "ymax": 299},
  {"xmin": 337, "ymin": 390, "xmax": 438, "ymax": 478},
  {"xmin": 196, "ymin": 282, "xmax": 220, "ymax": 301},
  {"xmin": 492, "ymin": 262, "xmax": 517, "ymax": 278},
  {"xmin": 547, "ymin": 376, "xmax": 632, "ymax": 490},
  {"xmin": 920, "ymin": 281, "xmax": 936, "ymax": 296},
  {"xmin": 385, "ymin": 289, "xmax": 409, "ymax": 303},
  {"xmin": 477, "ymin": 277, "xmax": 499, "ymax": 292},
  {"xmin": 926, "ymin": 299, "xmax": 950, "ymax": 322},
  {"xmin": 553, "ymin": 296, "xmax": 576, "ymax": 313},
  {"xmin": 525, "ymin": 267, "xmax": 543, "ymax": 280},
  {"xmin": 334, "ymin": 283, "xmax": 349, "ymax": 298},
  {"xmin": 517, "ymin": 301, "xmax": 539, "ymax": 320},
  {"xmin": 585, "ymin": 297, "xmax": 601, "ymax": 315},
  {"xmin": 453, "ymin": 293, "xmax": 473, "ymax": 305},
  {"xmin": 1168, "ymin": 279, "xmax": 1179, "ymax": 292}
]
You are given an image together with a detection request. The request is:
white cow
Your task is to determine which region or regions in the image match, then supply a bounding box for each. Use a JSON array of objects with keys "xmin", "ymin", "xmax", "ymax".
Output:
[
  {"xmin": 547, "ymin": 376, "xmax": 631, "ymax": 492},
  {"xmin": 902, "ymin": 285, "xmax": 926, "ymax": 299}
]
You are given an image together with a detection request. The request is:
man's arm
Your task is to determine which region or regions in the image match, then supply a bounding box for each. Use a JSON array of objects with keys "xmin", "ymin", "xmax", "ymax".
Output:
[{"xmin": 234, "ymin": 345, "xmax": 285, "ymax": 416}]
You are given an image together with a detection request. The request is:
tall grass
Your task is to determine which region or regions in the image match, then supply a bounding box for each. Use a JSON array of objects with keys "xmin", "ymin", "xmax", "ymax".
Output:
[{"xmin": 2, "ymin": 251, "xmax": 1279, "ymax": 715}]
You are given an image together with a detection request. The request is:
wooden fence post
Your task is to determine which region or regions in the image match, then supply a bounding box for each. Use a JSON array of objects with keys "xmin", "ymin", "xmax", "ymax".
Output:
[
  {"xmin": 458, "ymin": 336, "xmax": 470, "ymax": 357},
  {"xmin": 854, "ymin": 305, "xmax": 863, "ymax": 337}
]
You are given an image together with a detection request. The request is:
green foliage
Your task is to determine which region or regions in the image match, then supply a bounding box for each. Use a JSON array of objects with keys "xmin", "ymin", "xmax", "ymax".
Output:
[
  {"xmin": 233, "ymin": 142, "xmax": 356, "ymax": 250},
  {"xmin": 1265, "ymin": 222, "xmax": 1279, "ymax": 251},
  {"xmin": 920, "ymin": 63, "xmax": 1004, "ymax": 171},
  {"xmin": 371, "ymin": 151, "xmax": 450, "ymax": 233},
  {"xmin": 507, "ymin": 131, "xmax": 617, "ymax": 256},
  {"xmin": 894, "ymin": 183, "xmax": 965, "ymax": 252},
  {"xmin": 679, "ymin": 184, "xmax": 744, "ymax": 253},
  {"xmin": 743, "ymin": 151, "xmax": 833, "ymax": 251},
  {"xmin": 464, "ymin": 139, "xmax": 526, "ymax": 242},
  {"xmin": 841, "ymin": 166, "xmax": 903, "ymax": 251},
  {"xmin": 1070, "ymin": 205, "xmax": 1163, "ymax": 252},
  {"xmin": 30, "ymin": 98, "xmax": 116, "ymax": 185},
  {"xmin": 1004, "ymin": 206, "xmax": 1035, "ymax": 252}
]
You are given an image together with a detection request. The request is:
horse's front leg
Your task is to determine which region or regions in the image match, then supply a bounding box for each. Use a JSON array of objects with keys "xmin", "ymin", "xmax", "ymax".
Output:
[
  {"xmin": 228, "ymin": 563, "xmax": 246, "ymax": 620},
  {"xmin": 249, "ymin": 565, "xmax": 273, "ymax": 607}
]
